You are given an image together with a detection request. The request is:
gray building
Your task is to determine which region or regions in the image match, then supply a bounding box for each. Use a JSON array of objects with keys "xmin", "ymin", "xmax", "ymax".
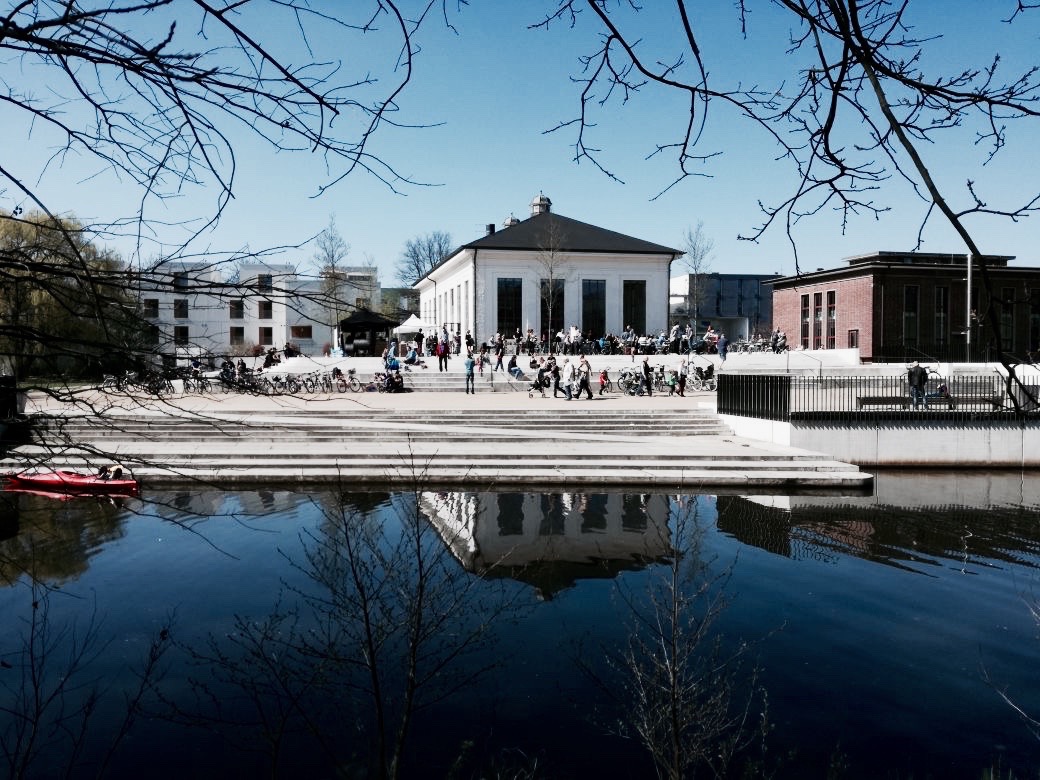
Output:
[{"xmin": 669, "ymin": 272, "xmax": 780, "ymax": 340}]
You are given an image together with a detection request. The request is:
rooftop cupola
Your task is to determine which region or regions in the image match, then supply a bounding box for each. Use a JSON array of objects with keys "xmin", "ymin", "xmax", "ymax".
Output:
[
  {"xmin": 530, "ymin": 193, "xmax": 552, "ymax": 216},
  {"xmin": 503, "ymin": 214, "xmax": 520, "ymax": 227}
]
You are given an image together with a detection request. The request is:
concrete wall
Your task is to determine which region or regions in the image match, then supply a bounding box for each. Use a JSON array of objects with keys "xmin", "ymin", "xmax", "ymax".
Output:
[{"xmin": 721, "ymin": 413, "xmax": 1040, "ymax": 467}]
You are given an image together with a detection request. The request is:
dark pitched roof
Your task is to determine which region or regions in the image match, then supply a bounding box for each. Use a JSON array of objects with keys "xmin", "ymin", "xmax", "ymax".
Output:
[{"xmin": 464, "ymin": 211, "xmax": 680, "ymax": 256}]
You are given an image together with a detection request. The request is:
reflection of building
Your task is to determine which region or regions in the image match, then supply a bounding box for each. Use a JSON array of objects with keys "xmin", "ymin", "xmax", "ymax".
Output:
[
  {"xmin": 719, "ymin": 470, "xmax": 1040, "ymax": 573},
  {"xmin": 420, "ymin": 491, "xmax": 673, "ymax": 598}
]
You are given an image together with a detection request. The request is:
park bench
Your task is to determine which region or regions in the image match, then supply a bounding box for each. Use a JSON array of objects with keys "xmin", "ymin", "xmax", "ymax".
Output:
[{"xmin": 856, "ymin": 393, "xmax": 1004, "ymax": 410}]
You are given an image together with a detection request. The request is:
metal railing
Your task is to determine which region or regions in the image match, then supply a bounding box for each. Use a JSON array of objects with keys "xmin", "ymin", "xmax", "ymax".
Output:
[{"xmin": 717, "ymin": 373, "xmax": 1038, "ymax": 422}]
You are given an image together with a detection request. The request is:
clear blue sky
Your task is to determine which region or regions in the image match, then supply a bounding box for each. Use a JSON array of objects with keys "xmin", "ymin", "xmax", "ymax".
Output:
[{"xmin": 5, "ymin": 2, "xmax": 1040, "ymax": 283}]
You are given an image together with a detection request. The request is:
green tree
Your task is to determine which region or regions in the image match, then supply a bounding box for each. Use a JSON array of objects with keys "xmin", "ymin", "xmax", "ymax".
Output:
[{"xmin": 0, "ymin": 212, "xmax": 137, "ymax": 379}]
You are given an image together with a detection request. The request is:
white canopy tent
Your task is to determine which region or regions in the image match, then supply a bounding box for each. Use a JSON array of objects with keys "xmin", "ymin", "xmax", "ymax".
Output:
[{"xmin": 393, "ymin": 314, "xmax": 435, "ymax": 335}]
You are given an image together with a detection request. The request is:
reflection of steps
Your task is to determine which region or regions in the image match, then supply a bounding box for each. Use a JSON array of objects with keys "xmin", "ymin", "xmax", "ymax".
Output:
[{"xmin": 2, "ymin": 409, "xmax": 872, "ymax": 490}]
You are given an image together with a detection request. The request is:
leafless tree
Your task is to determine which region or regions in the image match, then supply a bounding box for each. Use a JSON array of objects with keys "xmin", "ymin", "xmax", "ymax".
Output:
[
  {"xmin": 395, "ymin": 231, "xmax": 454, "ymax": 286},
  {"xmin": 170, "ymin": 478, "xmax": 521, "ymax": 779},
  {"xmin": 0, "ymin": 1, "xmax": 458, "ymax": 401},
  {"xmin": 577, "ymin": 496, "xmax": 772, "ymax": 779},
  {"xmin": 534, "ymin": 1, "xmax": 1040, "ymax": 399},
  {"xmin": 536, "ymin": 220, "xmax": 569, "ymax": 348},
  {"xmin": 680, "ymin": 222, "xmax": 714, "ymax": 330}
]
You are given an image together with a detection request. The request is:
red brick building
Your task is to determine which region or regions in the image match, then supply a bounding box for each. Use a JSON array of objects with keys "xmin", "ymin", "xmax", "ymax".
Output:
[{"xmin": 770, "ymin": 252, "xmax": 1040, "ymax": 362}]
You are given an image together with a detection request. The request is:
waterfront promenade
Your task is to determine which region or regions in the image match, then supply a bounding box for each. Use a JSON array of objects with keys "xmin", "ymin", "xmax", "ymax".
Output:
[{"xmin": 3, "ymin": 351, "xmax": 876, "ymax": 490}]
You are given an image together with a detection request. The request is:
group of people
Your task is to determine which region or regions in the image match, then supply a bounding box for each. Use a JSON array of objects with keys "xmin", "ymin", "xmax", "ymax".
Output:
[{"xmin": 523, "ymin": 354, "xmax": 596, "ymax": 400}]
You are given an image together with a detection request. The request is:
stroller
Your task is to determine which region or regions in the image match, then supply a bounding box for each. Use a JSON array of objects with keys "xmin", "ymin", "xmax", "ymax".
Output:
[
  {"xmin": 690, "ymin": 363, "xmax": 717, "ymax": 391},
  {"xmin": 528, "ymin": 369, "xmax": 551, "ymax": 398}
]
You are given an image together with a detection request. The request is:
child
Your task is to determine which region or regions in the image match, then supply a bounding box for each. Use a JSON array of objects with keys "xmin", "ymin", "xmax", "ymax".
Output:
[
  {"xmin": 667, "ymin": 370, "xmax": 679, "ymax": 396},
  {"xmin": 598, "ymin": 369, "xmax": 609, "ymax": 395}
]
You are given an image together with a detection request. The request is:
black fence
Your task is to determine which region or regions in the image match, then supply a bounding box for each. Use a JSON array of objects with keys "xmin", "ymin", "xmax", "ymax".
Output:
[{"xmin": 718, "ymin": 373, "xmax": 1040, "ymax": 423}]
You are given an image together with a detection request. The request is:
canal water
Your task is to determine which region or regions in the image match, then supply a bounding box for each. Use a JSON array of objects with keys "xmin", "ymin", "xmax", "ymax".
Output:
[{"xmin": 0, "ymin": 473, "xmax": 1038, "ymax": 779}]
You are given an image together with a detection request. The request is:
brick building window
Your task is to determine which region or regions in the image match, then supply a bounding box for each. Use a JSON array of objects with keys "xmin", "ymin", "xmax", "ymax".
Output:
[
  {"xmin": 903, "ymin": 285, "xmax": 920, "ymax": 345},
  {"xmin": 812, "ymin": 292, "xmax": 823, "ymax": 350},
  {"xmin": 1001, "ymin": 287, "xmax": 1015, "ymax": 352},
  {"xmin": 847, "ymin": 329, "xmax": 859, "ymax": 349},
  {"xmin": 173, "ymin": 299, "xmax": 188, "ymax": 319},
  {"xmin": 258, "ymin": 300, "xmax": 273, "ymax": 319},
  {"xmin": 934, "ymin": 286, "xmax": 949, "ymax": 344},
  {"xmin": 826, "ymin": 290, "xmax": 836, "ymax": 349},
  {"xmin": 800, "ymin": 294, "xmax": 810, "ymax": 349}
]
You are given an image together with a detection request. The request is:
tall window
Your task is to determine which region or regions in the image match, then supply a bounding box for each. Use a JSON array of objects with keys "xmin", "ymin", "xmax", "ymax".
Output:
[
  {"xmin": 540, "ymin": 278, "xmax": 565, "ymax": 336},
  {"xmin": 1001, "ymin": 287, "xmax": 1015, "ymax": 352},
  {"xmin": 1031, "ymin": 289, "xmax": 1040, "ymax": 354},
  {"xmin": 800, "ymin": 294, "xmax": 810, "ymax": 349},
  {"xmin": 230, "ymin": 327, "xmax": 244, "ymax": 346},
  {"xmin": 582, "ymin": 279, "xmax": 606, "ymax": 337},
  {"xmin": 143, "ymin": 298, "xmax": 159, "ymax": 318},
  {"xmin": 173, "ymin": 326, "xmax": 189, "ymax": 345},
  {"xmin": 934, "ymin": 286, "xmax": 949, "ymax": 344},
  {"xmin": 903, "ymin": 285, "xmax": 920, "ymax": 345},
  {"xmin": 173, "ymin": 299, "xmax": 188, "ymax": 319},
  {"xmin": 826, "ymin": 290, "xmax": 836, "ymax": 349},
  {"xmin": 146, "ymin": 325, "xmax": 160, "ymax": 346},
  {"xmin": 230, "ymin": 299, "xmax": 244, "ymax": 319},
  {"xmin": 258, "ymin": 300, "xmax": 273, "ymax": 319},
  {"xmin": 812, "ymin": 292, "xmax": 823, "ymax": 349},
  {"xmin": 622, "ymin": 280, "xmax": 646, "ymax": 335},
  {"xmin": 256, "ymin": 274, "xmax": 273, "ymax": 292},
  {"xmin": 497, "ymin": 278, "xmax": 522, "ymax": 335},
  {"xmin": 258, "ymin": 327, "xmax": 273, "ymax": 345}
]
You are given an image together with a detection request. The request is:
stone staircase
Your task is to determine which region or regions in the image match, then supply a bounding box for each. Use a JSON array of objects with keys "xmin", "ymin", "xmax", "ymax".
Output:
[{"xmin": 1, "ymin": 407, "xmax": 873, "ymax": 490}]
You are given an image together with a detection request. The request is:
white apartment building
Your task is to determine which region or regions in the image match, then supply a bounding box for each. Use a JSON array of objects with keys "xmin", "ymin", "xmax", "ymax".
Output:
[{"xmin": 139, "ymin": 260, "xmax": 380, "ymax": 364}]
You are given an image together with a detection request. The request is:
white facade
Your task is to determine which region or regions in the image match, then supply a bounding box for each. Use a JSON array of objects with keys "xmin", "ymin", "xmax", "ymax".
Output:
[
  {"xmin": 139, "ymin": 260, "xmax": 380, "ymax": 362},
  {"xmin": 415, "ymin": 196, "xmax": 680, "ymax": 346}
]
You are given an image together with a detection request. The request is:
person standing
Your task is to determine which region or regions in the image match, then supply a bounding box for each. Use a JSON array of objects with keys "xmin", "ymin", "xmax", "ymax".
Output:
[
  {"xmin": 416, "ymin": 329, "xmax": 424, "ymax": 356},
  {"xmin": 437, "ymin": 340, "xmax": 449, "ymax": 372},
  {"xmin": 641, "ymin": 355, "xmax": 653, "ymax": 396},
  {"xmin": 717, "ymin": 332, "xmax": 729, "ymax": 365},
  {"xmin": 494, "ymin": 338, "xmax": 505, "ymax": 372},
  {"xmin": 677, "ymin": 357, "xmax": 688, "ymax": 397},
  {"xmin": 577, "ymin": 355, "xmax": 594, "ymax": 400},
  {"xmin": 464, "ymin": 351, "xmax": 476, "ymax": 394},
  {"xmin": 907, "ymin": 361, "xmax": 928, "ymax": 409}
]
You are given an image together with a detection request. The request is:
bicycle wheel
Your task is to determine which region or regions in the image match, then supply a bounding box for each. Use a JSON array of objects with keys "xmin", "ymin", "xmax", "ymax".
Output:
[
  {"xmin": 303, "ymin": 376, "xmax": 317, "ymax": 394},
  {"xmin": 321, "ymin": 376, "xmax": 332, "ymax": 393},
  {"xmin": 335, "ymin": 378, "xmax": 347, "ymax": 393},
  {"xmin": 222, "ymin": 379, "xmax": 232, "ymax": 394},
  {"xmin": 286, "ymin": 377, "xmax": 301, "ymax": 395},
  {"xmin": 347, "ymin": 377, "xmax": 361, "ymax": 392},
  {"xmin": 705, "ymin": 378, "xmax": 717, "ymax": 392}
]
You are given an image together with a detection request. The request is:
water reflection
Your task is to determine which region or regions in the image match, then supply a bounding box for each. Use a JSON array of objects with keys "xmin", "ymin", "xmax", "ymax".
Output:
[
  {"xmin": 718, "ymin": 471, "xmax": 1040, "ymax": 573},
  {"xmin": 419, "ymin": 491, "xmax": 675, "ymax": 598}
]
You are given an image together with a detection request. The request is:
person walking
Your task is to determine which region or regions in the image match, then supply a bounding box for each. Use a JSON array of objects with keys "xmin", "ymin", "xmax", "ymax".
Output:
[
  {"xmin": 577, "ymin": 355, "xmax": 594, "ymax": 400},
  {"xmin": 717, "ymin": 332, "xmax": 729, "ymax": 365},
  {"xmin": 562, "ymin": 358, "xmax": 575, "ymax": 400},
  {"xmin": 463, "ymin": 351, "xmax": 476, "ymax": 394}
]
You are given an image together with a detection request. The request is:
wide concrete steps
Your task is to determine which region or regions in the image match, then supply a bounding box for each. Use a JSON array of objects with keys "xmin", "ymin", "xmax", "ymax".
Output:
[{"xmin": 1, "ymin": 408, "xmax": 872, "ymax": 489}]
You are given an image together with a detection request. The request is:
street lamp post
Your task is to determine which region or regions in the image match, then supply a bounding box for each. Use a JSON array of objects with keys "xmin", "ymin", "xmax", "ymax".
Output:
[{"xmin": 966, "ymin": 253, "xmax": 973, "ymax": 363}]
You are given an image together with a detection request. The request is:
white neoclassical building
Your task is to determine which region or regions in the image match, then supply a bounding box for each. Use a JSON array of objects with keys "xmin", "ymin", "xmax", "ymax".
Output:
[{"xmin": 413, "ymin": 195, "xmax": 682, "ymax": 346}]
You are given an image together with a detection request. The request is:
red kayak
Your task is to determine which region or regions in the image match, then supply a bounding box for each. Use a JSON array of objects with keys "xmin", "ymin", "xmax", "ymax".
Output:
[{"xmin": 3, "ymin": 470, "xmax": 139, "ymax": 496}]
